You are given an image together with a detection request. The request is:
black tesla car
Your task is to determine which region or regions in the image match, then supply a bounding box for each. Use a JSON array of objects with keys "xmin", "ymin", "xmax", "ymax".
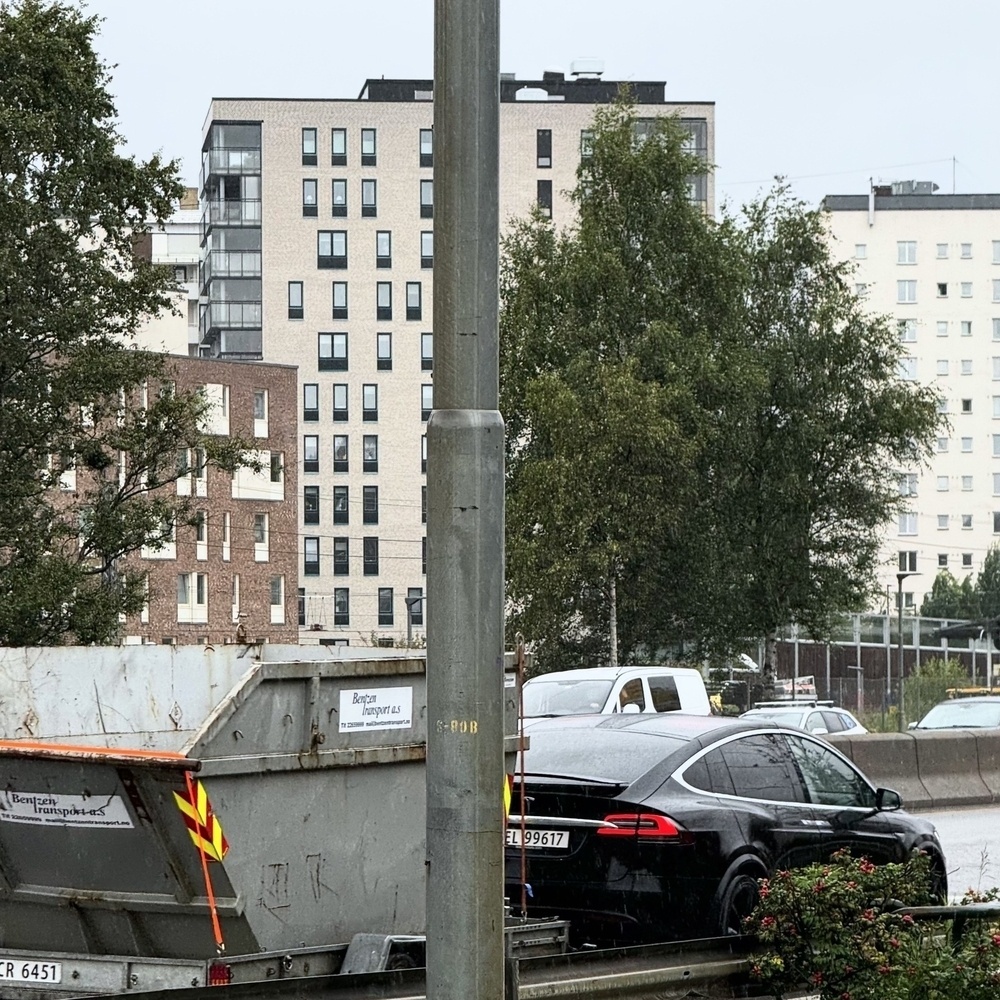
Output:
[{"xmin": 504, "ymin": 714, "xmax": 946, "ymax": 946}]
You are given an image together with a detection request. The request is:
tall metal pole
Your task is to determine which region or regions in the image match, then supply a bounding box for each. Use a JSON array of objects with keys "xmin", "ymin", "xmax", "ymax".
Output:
[
  {"xmin": 426, "ymin": 2, "xmax": 504, "ymax": 1000},
  {"xmin": 896, "ymin": 571, "xmax": 917, "ymax": 729}
]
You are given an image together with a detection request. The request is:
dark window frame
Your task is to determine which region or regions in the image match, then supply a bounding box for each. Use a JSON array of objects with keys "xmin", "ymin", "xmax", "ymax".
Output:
[
  {"xmin": 288, "ymin": 280, "xmax": 304, "ymax": 320},
  {"xmin": 303, "ymin": 382, "xmax": 319, "ymax": 422},
  {"xmin": 377, "ymin": 281, "xmax": 392, "ymax": 321},
  {"xmin": 377, "ymin": 331, "xmax": 392, "ymax": 371},
  {"xmin": 333, "ymin": 537, "xmax": 350, "ymax": 576},
  {"xmin": 331, "ymin": 178, "xmax": 348, "ymax": 218},
  {"xmin": 304, "ymin": 485, "xmax": 320, "ymax": 525},
  {"xmin": 378, "ymin": 586, "xmax": 393, "ymax": 626},
  {"xmin": 333, "ymin": 382, "xmax": 349, "ymax": 422},
  {"xmin": 536, "ymin": 128, "xmax": 552, "ymax": 168},
  {"xmin": 361, "ymin": 178, "xmax": 377, "ymax": 218},
  {"xmin": 419, "ymin": 128, "xmax": 433, "ymax": 168},
  {"xmin": 406, "ymin": 281, "xmax": 422, "ymax": 321},
  {"xmin": 376, "ymin": 230, "xmax": 392, "ymax": 269},
  {"xmin": 302, "ymin": 178, "xmax": 318, "ymax": 217},
  {"xmin": 302, "ymin": 127, "xmax": 318, "ymax": 166},
  {"xmin": 361, "ymin": 127, "xmax": 377, "ymax": 166},
  {"xmin": 333, "ymin": 434, "xmax": 349, "ymax": 473},
  {"xmin": 333, "ymin": 485, "xmax": 349, "ymax": 525},
  {"xmin": 420, "ymin": 179, "xmax": 433, "ymax": 218},
  {"xmin": 363, "ymin": 434, "xmax": 378, "ymax": 473},
  {"xmin": 363, "ymin": 485, "xmax": 379, "ymax": 525},
  {"xmin": 304, "ymin": 536, "xmax": 320, "ymax": 576},
  {"xmin": 303, "ymin": 434, "xmax": 319, "ymax": 474},
  {"xmin": 363, "ymin": 536, "xmax": 379, "ymax": 576},
  {"xmin": 331, "ymin": 128, "xmax": 347, "ymax": 166},
  {"xmin": 332, "ymin": 281, "xmax": 348, "ymax": 320},
  {"xmin": 363, "ymin": 383, "xmax": 378, "ymax": 422}
]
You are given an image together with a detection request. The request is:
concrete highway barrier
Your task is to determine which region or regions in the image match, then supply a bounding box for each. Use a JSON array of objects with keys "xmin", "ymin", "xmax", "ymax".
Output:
[{"xmin": 827, "ymin": 730, "xmax": 1000, "ymax": 812}]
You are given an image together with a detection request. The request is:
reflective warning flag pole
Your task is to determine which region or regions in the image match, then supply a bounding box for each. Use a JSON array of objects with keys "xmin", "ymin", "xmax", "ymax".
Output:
[{"xmin": 182, "ymin": 771, "xmax": 226, "ymax": 954}]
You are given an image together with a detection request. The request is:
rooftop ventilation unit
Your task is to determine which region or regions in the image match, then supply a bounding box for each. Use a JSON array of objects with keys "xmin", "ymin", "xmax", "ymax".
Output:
[{"xmin": 570, "ymin": 58, "xmax": 605, "ymax": 79}]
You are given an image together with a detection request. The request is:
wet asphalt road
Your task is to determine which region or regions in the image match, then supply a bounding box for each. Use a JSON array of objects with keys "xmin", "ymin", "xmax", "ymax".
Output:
[{"xmin": 923, "ymin": 803, "xmax": 1000, "ymax": 897}]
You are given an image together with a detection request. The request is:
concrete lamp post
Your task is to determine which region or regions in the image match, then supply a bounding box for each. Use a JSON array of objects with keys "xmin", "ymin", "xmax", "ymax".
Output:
[{"xmin": 896, "ymin": 571, "xmax": 920, "ymax": 730}]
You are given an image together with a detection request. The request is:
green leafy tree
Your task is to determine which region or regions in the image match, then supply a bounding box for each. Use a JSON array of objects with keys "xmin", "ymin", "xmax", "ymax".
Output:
[
  {"xmin": 500, "ymin": 96, "xmax": 745, "ymax": 670},
  {"xmin": 0, "ymin": 1, "xmax": 252, "ymax": 645},
  {"xmin": 919, "ymin": 570, "xmax": 979, "ymax": 620},
  {"xmin": 975, "ymin": 543, "xmax": 1000, "ymax": 618}
]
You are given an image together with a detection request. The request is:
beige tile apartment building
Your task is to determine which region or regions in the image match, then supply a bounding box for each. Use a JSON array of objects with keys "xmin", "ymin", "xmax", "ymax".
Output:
[
  {"xmin": 824, "ymin": 183, "xmax": 1000, "ymax": 609},
  {"xmin": 199, "ymin": 69, "xmax": 714, "ymax": 644}
]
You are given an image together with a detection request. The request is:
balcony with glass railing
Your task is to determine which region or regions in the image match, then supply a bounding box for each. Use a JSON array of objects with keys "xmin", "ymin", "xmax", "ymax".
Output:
[
  {"xmin": 200, "ymin": 147, "xmax": 261, "ymax": 189},
  {"xmin": 199, "ymin": 301, "xmax": 262, "ymax": 340},
  {"xmin": 201, "ymin": 250, "xmax": 262, "ymax": 289},
  {"xmin": 201, "ymin": 199, "xmax": 261, "ymax": 239}
]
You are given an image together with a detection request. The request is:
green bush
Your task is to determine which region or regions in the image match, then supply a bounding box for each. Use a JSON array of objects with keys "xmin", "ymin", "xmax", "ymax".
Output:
[{"xmin": 745, "ymin": 849, "xmax": 1000, "ymax": 1000}]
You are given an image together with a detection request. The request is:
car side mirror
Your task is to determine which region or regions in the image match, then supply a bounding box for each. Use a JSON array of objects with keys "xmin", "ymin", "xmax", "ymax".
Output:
[
  {"xmin": 621, "ymin": 702, "xmax": 641, "ymax": 714},
  {"xmin": 810, "ymin": 727, "xmax": 829, "ymax": 735},
  {"xmin": 907, "ymin": 721, "xmax": 918, "ymax": 730},
  {"xmin": 876, "ymin": 787, "xmax": 902, "ymax": 811}
]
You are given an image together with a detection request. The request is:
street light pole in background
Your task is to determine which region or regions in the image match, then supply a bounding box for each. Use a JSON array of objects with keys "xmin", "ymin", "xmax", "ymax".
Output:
[
  {"xmin": 896, "ymin": 570, "xmax": 919, "ymax": 729},
  {"xmin": 426, "ymin": 2, "xmax": 504, "ymax": 1000}
]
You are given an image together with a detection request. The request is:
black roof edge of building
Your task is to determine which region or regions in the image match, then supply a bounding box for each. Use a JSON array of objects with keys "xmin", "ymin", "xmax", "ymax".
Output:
[
  {"xmin": 359, "ymin": 76, "xmax": 669, "ymax": 104},
  {"xmin": 823, "ymin": 193, "xmax": 1000, "ymax": 211}
]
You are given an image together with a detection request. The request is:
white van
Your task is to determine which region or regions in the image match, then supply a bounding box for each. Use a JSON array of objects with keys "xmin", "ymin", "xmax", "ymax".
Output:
[{"xmin": 521, "ymin": 665, "xmax": 711, "ymax": 718}]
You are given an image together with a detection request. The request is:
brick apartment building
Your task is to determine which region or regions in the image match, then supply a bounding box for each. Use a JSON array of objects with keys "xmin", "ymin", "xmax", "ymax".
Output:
[{"xmin": 120, "ymin": 355, "xmax": 299, "ymax": 645}]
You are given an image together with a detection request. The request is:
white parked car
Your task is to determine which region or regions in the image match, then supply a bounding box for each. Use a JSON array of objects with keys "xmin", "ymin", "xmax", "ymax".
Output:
[
  {"xmin": 521, "ymin": 666, "xmax": 712, "ymax": 718},
  {"xmin": 740, "ymin": 702, "xmax": 867, "ymax": 736}
]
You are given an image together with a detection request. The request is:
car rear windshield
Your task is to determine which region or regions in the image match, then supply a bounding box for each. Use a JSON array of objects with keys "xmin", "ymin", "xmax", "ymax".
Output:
[
  {"xmin": 523, "ymin": 728, "xmax": 687, "ymax": 784},
  {"xmin": 918, "ymin": 701, "xmax": 1000, "ymax": 729},
  {"xmin": 522, "ymin": 679, "xmax": 614, "ymax": 717}
]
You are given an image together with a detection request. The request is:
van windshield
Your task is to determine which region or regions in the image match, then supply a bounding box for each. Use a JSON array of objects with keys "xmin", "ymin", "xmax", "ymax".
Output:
[{"xmin": 522, "ymin": 679, "xmax": 614, "ymax": 717}]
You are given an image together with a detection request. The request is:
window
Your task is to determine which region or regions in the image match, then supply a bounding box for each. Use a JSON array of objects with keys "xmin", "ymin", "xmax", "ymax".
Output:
[
  {"xmin": 994, "ymin": 511, "xmax": 1000, "ymax": 534},
  {"xmin": 899, "ymin": 356, "xmax": 917, "ymax": 380},
  {"xmin": 334, "ymin": 485, "xmax": 349, "ymax": 525},
  {"xmin": 786, "ymin": 736, "xmax": 873, "ymax": 809},
  {"xmin": 376, "ymin": 230, "xmax": 392, "ymax": 268},
  {"xmin": 421, "ymin": 230, "xmax": 433, "ymax": 269},
  {"xmin": 253, "ymin": 389, "xmax": 267, "ymax": 422},
  {"xmin": 421, "ymin": 383, "xmax": 433, "ymax": 421},
  {"xmin": 302, "ymin": 178, "xmax": 318, "ymax": 217},
  {"xmin": 719, "ymin": 734, "xmax": 805, "ymax": 803},
  {"xmin": 270, "ymin": 576, "xmax": 285, "ymax": 625},
  {"xmin": 333, "ymin": 383, "xmax": 348, "ymax": 421},
  {"xmin": 421, "ymin": 332, "xmax": 433, "ymax": 371},
  {"xmin": 253, "ymin": 512, "xmax": 269, "ymax": 561},
  {"xmin": 361, "ymin": 128, "xmax": 376, "ymax": 166},
  {"xmin": 378, "ymin": 587, "xmax": 394, "ymax": 626},
  {"xmin": 537, "ymin": 179, "xmax": 553, "ymax": 218},
  {"xmin": 937, "ymin": 437, "xmax": 949, "ymax": 452},
  {"xmin": 962, "ymin": 398, "xmax": 973, "ymax": 413},
  {"xmin": 937, "ymin": 321, "xmax": 949, "ymax": 337},
  {"xmin": 897, "ymin": 280, "xmax": 916, "ymax": 303},
  {"xmin": 333, "ymin": 537, "xmax": 349, "ymax": 575},
  {"xmin": 939, "ymin": 553, "xmax": 949, "ymax": 568},
  {"xmin": 288, "ymin": 281, "xmax": 304, "ymax": 320},
  {"xmin": 331, "ymin": 128, "xmax": 347, "ymax": 166},
  {"xmin": 994, "ymin": 433, "xmax": 1000, "ymax": 457},
  {"xmin": 319, "ymin": 332, "xmax": 348, "ymax": 371},
  {"xmin": 334, "ymin": 434, "xmax": 348, "ymax": 472},
  {"xmin": 421, "ymin": 434, "xmax": 427, "ymax": 473},
  {"xmin": 304, "ymin": 537, "xmax": 320, "ymax": 576},
  {"xmin": 407, "ymin": 587, "xmax": 424, "ymax": 626},
  {"xmin": 377, "ymin": 332, "xmax": 392, "ymax": 371},
  {"xmin": 938, "ymin": 282, "xmax": 948, "ymax": 298},
  {"xmin": 994, "ymin": 279, "xmax": 1000, "ymax": 302},
  {"xmin": 938, "ymin": 514, "xmax": 949, "ymax": 530},
  {"xmin": 536, "ymin": 128, "xmax": 552, "ymax": 168},
  {"xmin": 422, "ymin": 485, "xmax": 427, "ymax": 524},
  {"xmin": 962, "ymin": 514, "xmax": 973, "ymax": 529},
  {"xmin": 962, "ymin": 321, "xmax": 972, "ymax": 337},
  {"xmin": 302, "ymin": 128, "xmax": 317, "ymax": 165},
  {"xmin": 899, "ymin": 550, "xmax": 917, "ymax": 572},
  {"xmin": 962, "ymin": 359, "xmax": 973, "ymax": 375},
  {"xmin": 898, "ymin": 472, "xmax": 918, "ymax": 497},
  {"xmin": 377, "ymin": 281, "xmax": 392, "ymax": 320},
  {"xmin": 406, "ymin": 281, "xmax": 422, "ymax": 320},
  {"xmin": 854, "ymin": 243, "xmax": 867, "ymax": 259},
  {"xmin": 962, "ymin": 282, "xmax": 973, "ymax": 298},
  {"xmin": 420, "ymin": 179, "xmax": 434, "ymax": 218},
  {"xmin": 361, "ymin": 179, "xmax": 377, "ymax": 217},
  {"xmin": 363, "ymin": 434, "xmax": 378, "ymax": 472},
  {"xmin": 422, "ymin": 536, "xmax": 426, "ymax": 575},
  {"xmin": 995, "ymin": 473, "xmax": 1000, "ymax": 495},
  {"xmin": 897, "ymin": 319, "xmax": 917, "ymax": 342},
  {"xmin": 899, "ymin": 512, "xmax": 917, "ymax": 535},
  {"xmin": 363, "ymin": 485, "xmax": 378, "ymax": 524},
  {"xmin": 937, "ymin": 475, "xmax": 949, "ymax": 492},
  {"xmin": 937, "ymin": 243, "xmax": 949, "ymax": 259},
  {"xmin": 334, "ymin": 588, "xmax": 349, "ymax": 626},
  {"xmin": 419, "ymin": 128, "xmax": 433, "ymax": 167},
  {"xmin": 318, "ymin": 230, "xmax": 347, "ymax": 269},
  {"xmin": 897, "ymin": 241, "xmax": 916, "ymax": 264},
  {"xmin": 363, "ymin": 537, "xmax": 379, "ymax": 575},
  {"xmin": 303, "ymin": 383, "xmax": 319, "ymax": 421},
  {"xmin": 962, "ymin": 438, "xmax": 973, "ymax": 454},
  {"xmin": 936, "ymin": 359, "xmax": 949, "ymax": 376},
  {"xmin": 304, "ymin": 485, "xmax": 320, "ymax": 524},
  {"xmin": 648, "ymin": 676, "xmax": 681, "ymax": 713},
  {"xmin": 363, "ymin": 383, "xmax": 378, "ymax": 421},
  {"xmin": 270, "ymin": 452, "xmax": 283, "ymax": 483},
  {"xmin": 962, "ymin": 243, "xmax": 973, "ymax": 259},
  {"xmin": 332, "ymin": 179, "xmax": 347, "ymax": 217},
  {"xmin": 303, "ymin": 435, "xmax": 319, "ymax": 473},
  {"xmin": 177, "ymin": 572, "xmax": 208, "ymax": 624},
  {"xmin": 580, "ymin": 129, "xmax": 594, "ymax": 159},
  {"xmin": 963, "ymin": 552, "xmax": 974, "ymax": 569},
  {"xmin": 332, "ymin": 281, "xmax": 348, "ymax": 319}
]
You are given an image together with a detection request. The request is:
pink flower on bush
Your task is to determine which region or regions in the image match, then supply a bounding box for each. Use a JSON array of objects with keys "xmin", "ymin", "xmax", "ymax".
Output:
[
  {"xmin": 859, "ymin": 859, "xmax": 876, "ymax": 874},
  {"xmin": 901, "ymin": 914, "xmax": 914, "ymax": 925},
  {"xmin": 862, "ymin": 908, "xmax": 876, "ymax": 922},
  {"xmin": 810, "ymin": 971, "xmax": 823, "ymax": 985},
  {"xmin": 992, "ymin": 934, "xmax": 1000, "ymax": 947},
  {"xmin": 889, "ymin": 937, "xmax": 900, "ymax": 949},
  {"xmin": 760, "ymin": 916, "xmax": 776, "ymax": 929}
]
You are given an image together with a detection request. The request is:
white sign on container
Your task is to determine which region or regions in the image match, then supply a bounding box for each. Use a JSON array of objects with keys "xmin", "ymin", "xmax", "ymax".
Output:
[
  {"xmin": 339, "ymin": 686, "xmax": 413, "ymax": 733},
  {"xmin": 0, "ymin": 791, "xmax": 134, "ymax": 829}
]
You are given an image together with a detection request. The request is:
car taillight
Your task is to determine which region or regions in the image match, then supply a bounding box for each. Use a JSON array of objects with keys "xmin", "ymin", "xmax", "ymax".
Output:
[
  {"xmin": 597, "ymin": 813, "xmax": 683, "ymax": 839},
  {"xmin": 208, "ymin": 962, "xmax": 232, "ymax": 987}
]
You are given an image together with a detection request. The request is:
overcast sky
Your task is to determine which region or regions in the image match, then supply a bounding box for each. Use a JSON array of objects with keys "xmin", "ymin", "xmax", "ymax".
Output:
[{"xmin": 83, "ymin": 0, "xmax": 997, "ymax": 212}]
